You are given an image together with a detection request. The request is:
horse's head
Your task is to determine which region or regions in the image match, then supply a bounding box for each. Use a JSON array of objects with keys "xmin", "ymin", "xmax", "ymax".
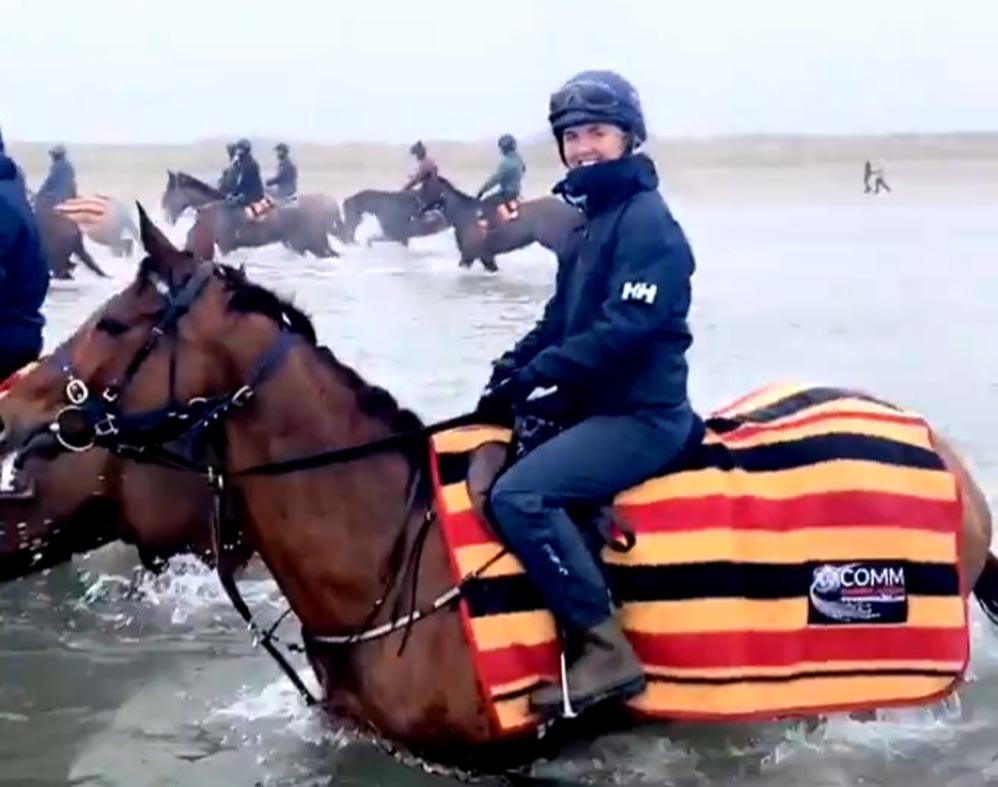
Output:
[
  {"xmin": 0, "ymin": 425, "xmax": 236, "ymax": 587},
  {"xmin": 162, "ymin": 170, "xmax": 185, "ymax": 224},
  {"xmin": 161, "ymin": 171, "xmax": 220, "ymax": 225},
  {"xmin": 0, "ymin": 206, "xmax": 315, "ymax": 470},
  {"xmin": 0, "ymin": 444, "xmax": 236, "ymax": 581}
]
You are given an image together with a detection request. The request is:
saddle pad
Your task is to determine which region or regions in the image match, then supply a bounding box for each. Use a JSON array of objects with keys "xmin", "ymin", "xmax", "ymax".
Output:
[
  {"xmin": 428, "ymin": 383, "xmax": 968, "ymax": 736},
  {"xmin": 244, "ymin": 197, "xmax": 276, "ymax": 222},
  {"xmin": 477, "ymin": 200, "xmax": 520, "ymax": 231},
  {"xmin": 54, "ymin": 196, "xmax": 112, "ymax": 229}
]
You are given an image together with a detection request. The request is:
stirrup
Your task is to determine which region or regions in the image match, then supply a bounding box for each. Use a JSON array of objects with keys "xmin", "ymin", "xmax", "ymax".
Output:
[{"xmin": 557, "ymin": 645, "xmax": 578, "ymax": 719}]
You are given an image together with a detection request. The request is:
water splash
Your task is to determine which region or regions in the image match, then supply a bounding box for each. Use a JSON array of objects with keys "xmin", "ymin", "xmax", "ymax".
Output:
[
  {"xmin": 76, "ymin": 555, "xmax": 283, "ymax": 625},
  {"xmin": 210, "ymin": 676, "xmax": 345, "ymax": 749}
]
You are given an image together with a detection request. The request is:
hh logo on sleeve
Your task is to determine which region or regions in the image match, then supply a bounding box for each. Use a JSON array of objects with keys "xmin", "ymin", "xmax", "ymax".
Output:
[{"xmin": 621, "ymin": 281, "xmax": 658, "ymax": 305}]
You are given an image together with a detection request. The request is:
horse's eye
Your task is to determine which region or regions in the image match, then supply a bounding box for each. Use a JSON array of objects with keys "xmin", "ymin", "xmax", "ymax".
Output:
[{"xmin": 96, "ymin": 317, "xmax": 129, "ymax": 336}]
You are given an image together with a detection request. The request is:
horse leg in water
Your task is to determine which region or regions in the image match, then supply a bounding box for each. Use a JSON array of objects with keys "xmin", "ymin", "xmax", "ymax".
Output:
[
  {"xmin": 49, "ymin": 256, "xmax": 73, "ymax": 279},
  {"xmin": 73, "ymin": 237, "xmax": 109, "ymax": 278},
  {"xmin": 305, "ymin": 221, "xmax": 339, "ymax": 259},
  {"xmin": 455, "ymin": 226, "xmax": 497, "ymax": 272}
]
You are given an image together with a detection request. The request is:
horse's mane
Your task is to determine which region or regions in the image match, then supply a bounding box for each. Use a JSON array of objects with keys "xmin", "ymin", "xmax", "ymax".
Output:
[
  {"xmin": 214, "ymin": 265, "xmax": 425, "ymax": 436},
  {"xmin": 434, "ymin": 176, "xmax": 475, "ymax": 202},
  {"xmin": 175, "ymin": 172, "xmax": 222, "ymax": 199}
]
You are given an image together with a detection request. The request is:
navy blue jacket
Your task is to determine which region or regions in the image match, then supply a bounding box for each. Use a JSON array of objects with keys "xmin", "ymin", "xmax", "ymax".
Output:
[
  {"xmin": 502, "ymin": 155, "xmax": 695, "ymax": 416},
  {"xmin": 266, "ymin": 158, "xmax": 298, "ymax": 198},
  {"xmin": 37, "ymin": 158, "xmax": 77, "ymax": 206},
  {"xmin": 0, "ymin": 154, "xmax": 48, "ymax": 354},
  {"xmin": 230, "ymin": 154, "xmax": 265, "ymax": 205}
]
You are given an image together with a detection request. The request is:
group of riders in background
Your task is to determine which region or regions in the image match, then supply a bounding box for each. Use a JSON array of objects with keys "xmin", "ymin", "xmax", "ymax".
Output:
[{"xmin": 23, "ymin": 132, "xmax": 529, "ymax": 256}]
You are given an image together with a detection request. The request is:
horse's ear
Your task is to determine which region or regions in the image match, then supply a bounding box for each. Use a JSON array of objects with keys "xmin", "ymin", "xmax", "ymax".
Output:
[
  {"xmin": 167, "ymin": 170, "xmax": 175, "ymax": 183},
  {"xmin": 137, "ymin": 202, "xmax": 183, "ymax": 274}
]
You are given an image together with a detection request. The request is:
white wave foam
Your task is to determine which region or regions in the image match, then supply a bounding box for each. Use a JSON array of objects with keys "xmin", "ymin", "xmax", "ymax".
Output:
[
  {"xmin": 209, "ymin": 676, "xmax": 346, "ymax": 748},
  {"xmin": 77, "ymin": 555, "xmax": 283, "ymax": 625}
]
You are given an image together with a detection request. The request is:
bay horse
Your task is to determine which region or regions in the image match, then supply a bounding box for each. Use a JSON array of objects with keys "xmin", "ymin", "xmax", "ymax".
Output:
[
  {"xmin": 420, "ymin": 177, "xmax": 581, "ymax": 271},
  {"xmin": 0, "ymin": 447, "xmax": 230, "ymax": 582},
  {"xmin": 161, "ymin": 171, "xmax": 345, "ymax": 257},
  {"xmin": 184, "ymin": 201, "xmax": 339, "ymax": 260},
  {"xmin": 341, "ymin": 188, "xmax": 450, "ymax": 247},
  {"xmin": 0, "ymin": 362, "xmax": 231, "ymax": 577},
  {"xmin": 0, "ymin": 208, "xmax": 993, "ymax": 768},
  {"xmin": 0, "ymin": 343, "xmax": 263, "ymax": 595}
]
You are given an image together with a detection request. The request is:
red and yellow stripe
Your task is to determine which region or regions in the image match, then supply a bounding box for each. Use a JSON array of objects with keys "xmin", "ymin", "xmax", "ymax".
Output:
[{"xmin": 428, "ymin": 384, "xmax": 968, "ymax": 735}]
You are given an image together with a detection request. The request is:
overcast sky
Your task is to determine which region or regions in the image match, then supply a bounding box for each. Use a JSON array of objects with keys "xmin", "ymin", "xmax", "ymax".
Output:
[{"xmin": 1, "ymin": 0, "xmax": 995, "ymax": 144}]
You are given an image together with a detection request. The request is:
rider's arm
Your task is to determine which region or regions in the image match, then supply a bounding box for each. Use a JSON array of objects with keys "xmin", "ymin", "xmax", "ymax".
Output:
[
  {"xmin": 37, "ymin": 167, "xmax": 58, "ymax": 196},
  {"xmin": 401, "ymin": 171, "xmax": 421, "ymax": 191},
  {"xmin": 476, "ymin": 168, "xmax": 501, "ymax": 199}
]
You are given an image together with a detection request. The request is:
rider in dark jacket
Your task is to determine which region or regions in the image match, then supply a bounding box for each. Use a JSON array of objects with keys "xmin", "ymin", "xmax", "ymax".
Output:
[
  {"xmin": 217, "ymin": 143, "xmax": 239, "ymax": 194},
  {"xmin": 477, "ymin": 134, "xmax": 525, "ymax": 202},
  {"xmin": 0, "ymin": 130, "xmax": 49, "ymax": 379},
  {"xmin": 35, "ymin": 145, "xmax": 77, "ymax": 211},
  {"xmin": 227, "ymin": 139, "xmax": 265, "ymax": 206},
  {"xmin": 266, "ymin": 142, "xmax": 298, "ymax": 200},
  {"xmin": 477, "ymin": 70, "xmax": 703, "ymax": 717}
]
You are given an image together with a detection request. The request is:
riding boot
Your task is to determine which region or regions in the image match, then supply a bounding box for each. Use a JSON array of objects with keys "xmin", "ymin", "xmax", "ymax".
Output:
[{"xmin": 529, "ymin": 616, "xmax": 646, "ymax": 716}]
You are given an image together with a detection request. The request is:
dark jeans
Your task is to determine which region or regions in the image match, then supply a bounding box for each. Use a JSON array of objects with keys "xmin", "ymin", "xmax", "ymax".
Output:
[{"xmin": 488, "ymin": 407, "xmax": 700, "ymax": 632}]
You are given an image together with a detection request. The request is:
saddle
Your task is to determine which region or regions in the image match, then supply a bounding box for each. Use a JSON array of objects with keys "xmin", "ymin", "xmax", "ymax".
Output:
[
  {"xmin": 244, "ymin": 196, "xmax": 277, "ymax": 223},
  {"xmin": 476, "ymin": 199, "xmax": 520, "ymax": 232}
]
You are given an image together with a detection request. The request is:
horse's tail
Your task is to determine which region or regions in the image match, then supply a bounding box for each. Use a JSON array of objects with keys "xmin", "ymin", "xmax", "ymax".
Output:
[
  {"xmin": 341, "ymin": 195, "xmax": 360, "ymax": 243},
  {"xmin": 974, "ymin": 552, "xmax": 998, "ymax": 626},
  {"xmin": 326, "ymin": 201, "xmax": 350, "ymax": 245}
]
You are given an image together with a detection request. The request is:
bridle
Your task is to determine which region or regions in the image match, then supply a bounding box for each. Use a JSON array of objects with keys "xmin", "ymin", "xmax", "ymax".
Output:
[{"xmin": 33, "ymin": 260, "xmax": 496, "ymax": 707}]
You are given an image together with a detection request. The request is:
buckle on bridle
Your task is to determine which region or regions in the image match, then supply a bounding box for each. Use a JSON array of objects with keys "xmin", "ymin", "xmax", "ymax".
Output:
[
  {"xmin": 52, "ymin": 405, "xmax": 97, "ymax": 453},
  {"xmin": 94, "ymin": 413, "xmax": 119, "ymax": 438},
  {"xmin": 231, "ymin": 385, "xmax": 254, "ymax": 408},
  {"xmin": 66, "ymin": 378, "xmax": 89, "ymax": 405}
]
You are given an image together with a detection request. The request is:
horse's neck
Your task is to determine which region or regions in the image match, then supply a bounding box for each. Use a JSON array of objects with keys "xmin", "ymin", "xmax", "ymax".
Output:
[
  {"xmin": 225, "ymin": 347, "xmax": 440, "ymax": 634},
  {"xmin": 442, "ymin": 186, "xmax": 478, "ymax": 222},
  {"xmin": 182, "ymin": 179, "xmax": 218, "ymax": 206}
]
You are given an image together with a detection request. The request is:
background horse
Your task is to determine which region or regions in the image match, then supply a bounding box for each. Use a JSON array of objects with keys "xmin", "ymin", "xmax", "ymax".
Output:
[
  {"xmin": 184, "ymin": 200, "xmax": 338, "ymax": 259},
  {"xmin": 161, "ymin": 171, "xmax": 349, "ymax": 248},
  {"xmin": 341, "ymin": 188, "xmax": 450, "ymax": 246},
  {"xmin": 54, "ymin": 195, "xmax": 140, "ymax": 257},
  {"xmin": 421, "ymin": 177, "xmax": 581, "ymax": 271},
  {"xmin": 32, "ymin": 203, "xmax": 109, "ymax": 279},
  {"xmin": 0, "ymin": 210, "xmax": 992, "ymax": 767}
]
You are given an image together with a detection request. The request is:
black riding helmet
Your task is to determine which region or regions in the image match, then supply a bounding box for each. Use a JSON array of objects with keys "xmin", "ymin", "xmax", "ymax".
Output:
[{"xmin": 547, "ymin": 70, "xmax": 647, "ymax": 164}]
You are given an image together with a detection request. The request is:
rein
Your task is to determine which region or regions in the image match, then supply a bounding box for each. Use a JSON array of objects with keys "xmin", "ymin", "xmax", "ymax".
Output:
[{"xmin": 37, "ymin": 260, "xmax": 504, "ymax": 709}]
